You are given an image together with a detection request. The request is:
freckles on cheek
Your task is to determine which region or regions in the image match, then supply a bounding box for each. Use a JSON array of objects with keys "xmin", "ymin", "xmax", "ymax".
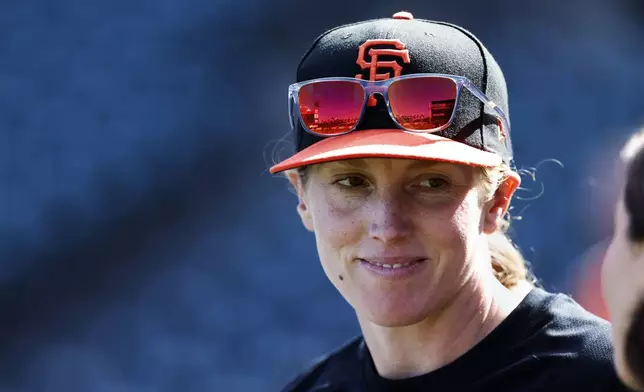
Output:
[
  {"xmin": 315, "ymin": 207, "xmax": 360, "ymax": 244},
  {"xmin": 311, "ymin": 191, "xmax": 363, "ymax": 241},
  {"xmin": 309, "ymin": 195, "xmax": 363, "ymax": 264}
]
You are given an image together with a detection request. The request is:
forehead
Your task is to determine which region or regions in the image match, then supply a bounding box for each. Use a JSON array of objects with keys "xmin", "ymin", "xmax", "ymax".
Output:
[{"xmin": 314, "ymin": 158, "xmax": 475, "ymax": 176}]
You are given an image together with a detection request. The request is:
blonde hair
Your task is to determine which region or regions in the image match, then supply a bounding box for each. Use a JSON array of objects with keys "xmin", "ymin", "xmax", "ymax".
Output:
[
  {"xmin": 478, "ymin": 165, "xmax": 533, "ymax": 288},
  {"xmin": 289, "ymin": 163, "xmax": 534, "ymax": 289}
]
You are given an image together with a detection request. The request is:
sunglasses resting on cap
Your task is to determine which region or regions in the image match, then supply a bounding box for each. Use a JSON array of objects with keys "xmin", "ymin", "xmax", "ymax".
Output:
[{"xmin": 270, "ymin": 12, "xmax": 516, "ymax": 175}]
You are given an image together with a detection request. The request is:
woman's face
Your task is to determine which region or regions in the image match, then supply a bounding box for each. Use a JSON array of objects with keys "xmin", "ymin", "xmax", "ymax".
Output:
[{"xmin": 289, "ymin": 158, "xmax": 510, "ymax": 327}]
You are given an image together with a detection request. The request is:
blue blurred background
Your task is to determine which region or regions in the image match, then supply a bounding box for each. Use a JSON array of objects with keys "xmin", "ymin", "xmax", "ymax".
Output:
[{"xmin": 2, "ymin": 0, "xmax": 644, "ymax": 390}]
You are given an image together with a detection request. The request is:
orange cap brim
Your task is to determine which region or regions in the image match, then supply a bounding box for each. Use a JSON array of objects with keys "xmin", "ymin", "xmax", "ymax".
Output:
[{"xmin": 269, "ymin": 129, "xmax": 502, "ymax": 174}]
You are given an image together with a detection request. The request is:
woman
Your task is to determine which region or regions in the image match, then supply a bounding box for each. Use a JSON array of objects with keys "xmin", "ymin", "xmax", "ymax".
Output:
[
  {"xmin": 602, "ymin": 129, "xmax": 644, "ymax": 391},
  {"xmin": 271, "ymin": 11, "xmax": 627, "ymax": 391}
]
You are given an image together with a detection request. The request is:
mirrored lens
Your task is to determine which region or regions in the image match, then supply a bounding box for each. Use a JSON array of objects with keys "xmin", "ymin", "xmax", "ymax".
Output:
[
  {"xmin": 389, "ymin": 77, "xmax": 457, "ymax": 131},
  {"xmin": 298, "ymin": 81, "xmax": 365, "ymax": 135}
]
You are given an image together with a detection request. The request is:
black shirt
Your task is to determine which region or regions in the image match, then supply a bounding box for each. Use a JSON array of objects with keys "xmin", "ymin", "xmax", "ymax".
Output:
[{"xmin": 281, "ymin": 288, "xmax": 631, "ymax": 391}]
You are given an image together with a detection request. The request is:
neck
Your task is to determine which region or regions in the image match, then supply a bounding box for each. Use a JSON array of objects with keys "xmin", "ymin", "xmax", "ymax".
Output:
[{"xmin": 358, "ymin": 270, "xmax": 532, "ymax": 380}]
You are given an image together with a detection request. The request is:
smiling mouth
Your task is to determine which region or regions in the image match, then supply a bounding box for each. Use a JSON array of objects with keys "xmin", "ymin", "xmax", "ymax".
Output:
[{"xmin": 357, "ymin": 258, "xmax": 425, "ymax": 269}]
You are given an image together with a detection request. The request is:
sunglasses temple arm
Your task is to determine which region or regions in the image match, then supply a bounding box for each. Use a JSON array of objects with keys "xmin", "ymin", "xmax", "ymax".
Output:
[
  {"xmin": 287, "ymin": 89, "xmax": 296, "ymax": 129},
  {"xmin": 488, "ymin": 104, "xmax": 511, "ymax": 139},
  {"xmin": 463, "ymin": 82, "xmax": 511, "ymax": 141}
]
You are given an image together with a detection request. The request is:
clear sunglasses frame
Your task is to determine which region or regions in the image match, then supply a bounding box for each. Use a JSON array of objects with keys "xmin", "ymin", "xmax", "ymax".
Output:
[{"xmin": 288, "ymin": 73, "xmax": 510, "ymax": 139}]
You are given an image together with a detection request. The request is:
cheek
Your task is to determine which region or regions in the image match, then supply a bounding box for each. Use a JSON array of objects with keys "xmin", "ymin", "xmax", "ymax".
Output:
[
  {"xmin": 601, "ymin": 242, "xmax": 619, "ymax": 292},
  {"xmin": 448, "ymin": 209, "xmax": 479, "ymax": 271},
  {"xmin": 601, "ymin": 238, "xmax": 636, "ymax": 314},
  {"xmin": 416, "ymin": 194, "xmax": 482, "ymax": 257},
  {"xmin": 427, "ymin": 195, "xmax": 485, "ymax": 291},
  {"xmin": 308, "ymin": 195, "xmax": 365, "ymax": 268},
  {"xmin": 602, "ymin": 240, "xmax": 627, "ymax": 296}
]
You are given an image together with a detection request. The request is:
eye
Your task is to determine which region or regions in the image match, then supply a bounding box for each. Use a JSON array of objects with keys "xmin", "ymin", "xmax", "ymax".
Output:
[
  {"xmin": 334, "ymin": 175, "xmax": 369, "ymax": 188},
  {"xmin": 419, "ymin": 177, "xmax": 450, "ymax": 189}
]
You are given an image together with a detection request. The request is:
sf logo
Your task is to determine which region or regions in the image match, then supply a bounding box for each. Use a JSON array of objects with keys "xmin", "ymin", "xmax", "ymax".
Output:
[{"xmin": 355, "ymin": 39, "xmax": 410, "ymax": 106}]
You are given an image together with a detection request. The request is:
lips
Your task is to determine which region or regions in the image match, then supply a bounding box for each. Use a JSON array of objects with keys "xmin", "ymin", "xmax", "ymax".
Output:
[
  {"xmin": 357, "ymin": 257, "xmax": 426, "ymax": 279},
  {"xmin": 357, "ymin": 257, "xmax": 425, "ymax": 269}
]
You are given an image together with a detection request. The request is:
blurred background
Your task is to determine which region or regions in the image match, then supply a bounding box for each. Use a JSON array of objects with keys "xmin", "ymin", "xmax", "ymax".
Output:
[{"xmin": 2, "ymin": 0, "xmax": 644, "ymax": 390}]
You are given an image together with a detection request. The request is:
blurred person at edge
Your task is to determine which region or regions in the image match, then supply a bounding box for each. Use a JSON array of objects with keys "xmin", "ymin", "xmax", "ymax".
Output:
[
  {"xmin": 270, "ymin": 11, "xmax": 629, "ymax": 392},
  {"xmin": 602, "ymin": 129, "xmax": 644, "ymax": 391}
]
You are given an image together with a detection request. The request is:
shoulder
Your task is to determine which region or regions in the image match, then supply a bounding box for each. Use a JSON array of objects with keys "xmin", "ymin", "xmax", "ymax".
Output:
[
  {"xmin": 520, "ymin": 288, "xmax": 628, "ymax": 390},
  {"xmin": 535, "ymin": 288, "xmax": 613, "ymax": 353},
  {"xmin": 524, "ymin": 287, "xmax": 611, "ymax": 336},
  {"xmin": 280, "ymin": 336, "xmax": 364, "ymax": 392}
]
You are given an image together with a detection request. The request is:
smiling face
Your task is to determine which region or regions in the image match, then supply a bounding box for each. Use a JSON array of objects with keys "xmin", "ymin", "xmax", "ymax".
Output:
[{"xmin": 288, "ymin": 158, "xmax": 513, "ymax": 327}]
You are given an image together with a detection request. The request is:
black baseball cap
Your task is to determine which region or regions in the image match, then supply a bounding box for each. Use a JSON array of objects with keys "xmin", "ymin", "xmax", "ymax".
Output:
[{"xmin": 270, "ymin": 11, "xmax": 517, "ymax": 176}]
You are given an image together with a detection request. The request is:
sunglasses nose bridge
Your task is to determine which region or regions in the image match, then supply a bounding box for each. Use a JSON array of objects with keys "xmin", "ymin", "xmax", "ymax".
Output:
[
  {"xmin": 365, "ymin": 84, "xmax": 387, "ymax": 96},
  {"xmin": 363, "ymin": 85, "xmax": 387, "ymax": 107}
]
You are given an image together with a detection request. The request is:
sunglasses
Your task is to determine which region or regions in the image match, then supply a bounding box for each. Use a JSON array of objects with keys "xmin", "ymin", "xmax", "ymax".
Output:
[{"xmin": 288, "ymin": 73, "xmax": 509, "ymax": 138}]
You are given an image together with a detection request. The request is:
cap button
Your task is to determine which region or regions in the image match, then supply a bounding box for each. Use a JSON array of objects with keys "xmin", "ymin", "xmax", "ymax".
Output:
[{"xmin": 392, "ymin": 11, "xmax": 413, "ymax": 20}]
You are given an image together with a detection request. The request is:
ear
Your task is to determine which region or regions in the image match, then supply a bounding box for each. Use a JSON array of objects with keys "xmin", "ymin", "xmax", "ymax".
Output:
[
  {"xmin": 286, "ymin": 171, "xmax": 314, "ymax": 232},
  {"xmin": 482, "ymin": 173, "xmax": 520, "ymax": 235}
]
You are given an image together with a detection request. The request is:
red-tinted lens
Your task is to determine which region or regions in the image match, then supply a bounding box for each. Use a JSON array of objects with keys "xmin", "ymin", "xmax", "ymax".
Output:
[
  {"xmin": 298, "ymin": 81, "xmax": 365, "ymax": 135},
  {"xmin": 388, "ymin": 77, "xmax": 457, "ymax": 131}
]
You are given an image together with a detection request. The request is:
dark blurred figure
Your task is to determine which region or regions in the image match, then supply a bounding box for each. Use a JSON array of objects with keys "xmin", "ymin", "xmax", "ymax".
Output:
[{"xmin": 602, "ymin": 129, "xmax": 644, "ymax": 391}]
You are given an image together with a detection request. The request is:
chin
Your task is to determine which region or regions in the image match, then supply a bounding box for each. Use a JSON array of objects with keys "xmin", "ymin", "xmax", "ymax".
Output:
[
  {"xmin": 360, "ymin": 300, "xmax": 435, "ymax": 328},
  {"xmin": 354, "ymin": 285, "xmax": 449, "ymax": 327}
]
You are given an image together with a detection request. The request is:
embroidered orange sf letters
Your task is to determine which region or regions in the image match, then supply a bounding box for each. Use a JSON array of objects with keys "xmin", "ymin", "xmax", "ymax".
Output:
[{"xmin": 356, "ymin": 39, "xmax": 410, "ymax": 106}]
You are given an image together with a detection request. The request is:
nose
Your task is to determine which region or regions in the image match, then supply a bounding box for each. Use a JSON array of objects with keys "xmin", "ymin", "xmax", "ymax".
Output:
[{"xmin": 367, "ymin": 196, "xmax": 413, "ymax": 243}]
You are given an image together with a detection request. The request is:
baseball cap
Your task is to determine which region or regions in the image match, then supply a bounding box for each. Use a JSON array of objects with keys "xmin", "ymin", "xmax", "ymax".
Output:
[{"xmin": 270, "ymin": 11, "xmax": 515, "ymax": 174}]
